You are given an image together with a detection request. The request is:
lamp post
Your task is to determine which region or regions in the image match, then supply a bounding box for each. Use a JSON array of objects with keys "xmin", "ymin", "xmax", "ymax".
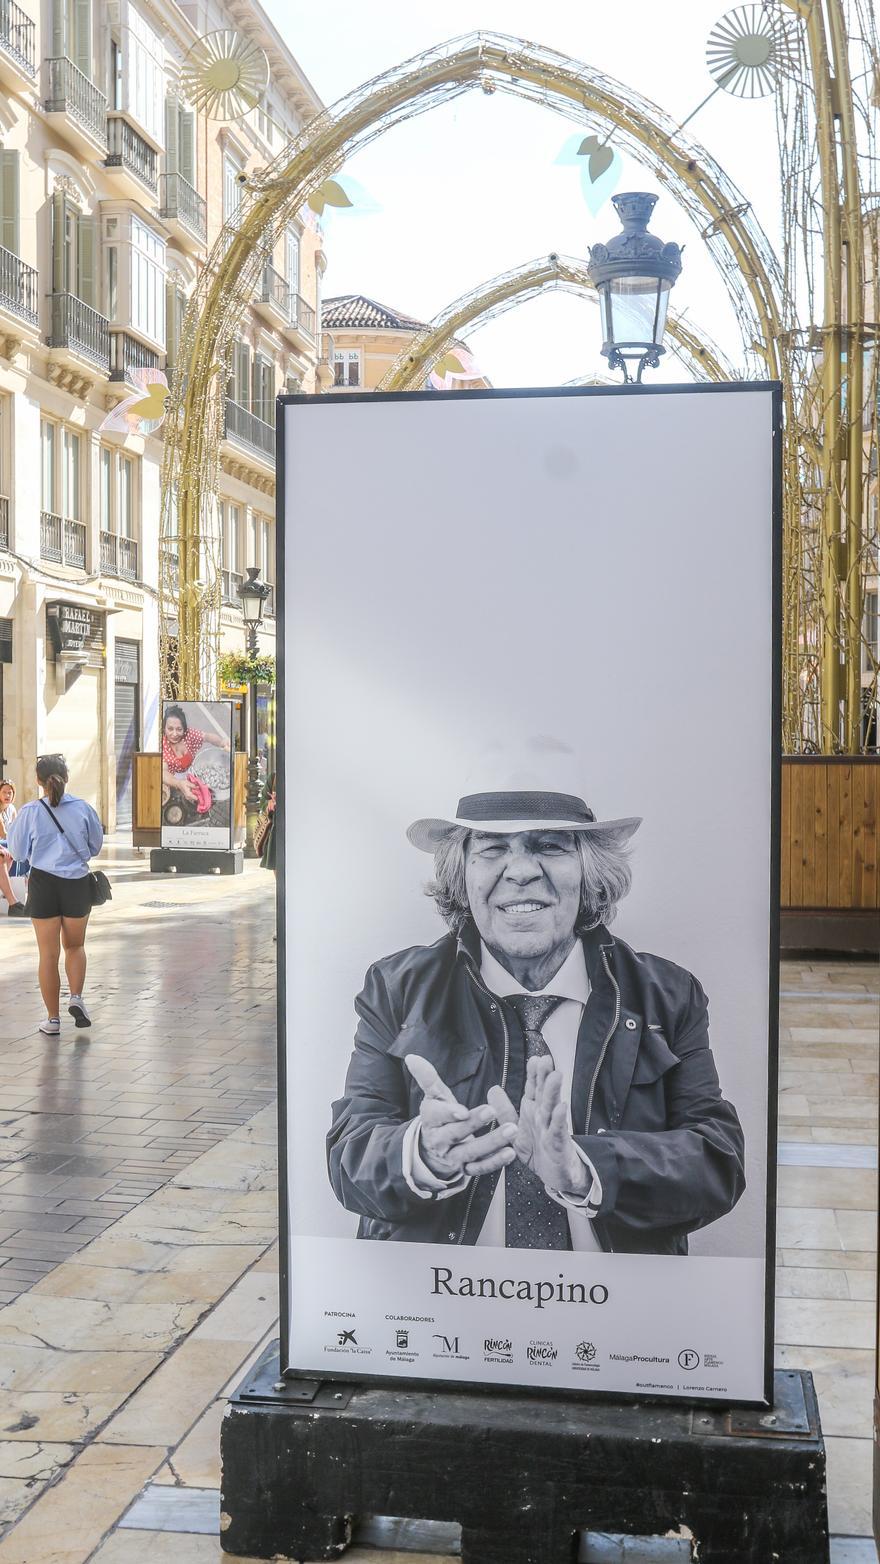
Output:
[
  {"xmin": 237, "ymin": 565, "xmax": 271, "ymax": 857},
  {"xmin": 587, "ymin": 193, "xmax": 683, "ymax": 383}
]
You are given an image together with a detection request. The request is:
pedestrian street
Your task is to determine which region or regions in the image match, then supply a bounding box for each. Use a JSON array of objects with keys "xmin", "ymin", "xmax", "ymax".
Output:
[{"xmin": 0, "ymin": 855, "xmax": 876, "ymax": 1561}]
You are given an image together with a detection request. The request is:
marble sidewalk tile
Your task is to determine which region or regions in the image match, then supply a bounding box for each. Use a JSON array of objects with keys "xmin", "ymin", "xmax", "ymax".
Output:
[
  {"xmin": 0, "ymin": 1296, "xmax": 206, "ymax": 1354},
  {"xmin": 31, "ymin": 1261, "xmax": 255, "ymax": 1307},
  {"xmin": 774, "ymin": 1266, "xmax": 849, "ymax": 1300},
  {"xmin": 0, "ymin": 1344, "xmax": 161, "ymax": 1395},
  {"xmin": 776, "ymin": 1166, "xmax": 877, "ymax": 1210},
  {"xmin": 74, "ymin": 1237, "xmax": 266, "ymax": 1274},
  {"xmin": 824, "ymin": 1436, "xmax": 873, "ymax": 1537},
  {"xmin": 836, "ymin": 1209, "xmax": 878, "ymax": 1252},
  {"xmin": 189, "ymin": 1272, "xmax": 277, "ymax": 1345},
  {"xmin": 775, "ymin": 1344, "xmax": 874, "ymax": 1437},
  {"xmin": 775, "ymin": 1207, "xmax": 844, "ymax": 1250},
  {"xmin": 98, "ymin": 1338, "xmax": 257, "ymax": 1448},
  {"xmin": 0, "ymin": 1442, "xmax": 163, "ymax": 1564},
  {"xmin": 845, "ymin": 1270, "xmax": 876, "ymax": 1301},
  {"xmin": 0, "ymin": 1390, "xmax": 121, "ymax": 1442},
  {"xmin": 775, "ymin": 1296, "xmax": 874, "ymax": 1350},
  {"xmin": 161, "ymin": 1398, "xmax": 224, "ymax": 1489}
]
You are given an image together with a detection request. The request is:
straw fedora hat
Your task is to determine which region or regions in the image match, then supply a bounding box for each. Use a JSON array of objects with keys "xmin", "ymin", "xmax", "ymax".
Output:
[{"xmin": 406, "ymin": 736, "xmax": 641, "ymax": 854}]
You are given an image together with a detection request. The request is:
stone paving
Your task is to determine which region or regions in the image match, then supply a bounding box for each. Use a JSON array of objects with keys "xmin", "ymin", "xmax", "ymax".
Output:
[{"xmin": 0, "ymin": 853, "xmax": 876, "ymax": 1562}]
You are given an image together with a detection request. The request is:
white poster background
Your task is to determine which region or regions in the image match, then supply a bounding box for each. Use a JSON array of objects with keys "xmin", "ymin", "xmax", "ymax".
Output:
[
  {"xmin": 281, "ymin": 386, "xmax": 777, "ymax": 1403},
  {"xmin": 160, "ymin": 699, "xmax": 234, "ymax": 850}
]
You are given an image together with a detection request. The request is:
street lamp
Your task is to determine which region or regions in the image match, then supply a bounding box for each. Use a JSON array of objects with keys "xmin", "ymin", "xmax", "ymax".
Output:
[
  {"xmin": 587, "ymin": 192, "xmax": 683, "ymax": 383},
  {"xmin": 237, "ymin": 565, "xmax": 271, "ymax": 857}
]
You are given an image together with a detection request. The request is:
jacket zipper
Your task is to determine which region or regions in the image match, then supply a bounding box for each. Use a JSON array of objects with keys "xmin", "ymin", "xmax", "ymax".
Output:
[{"xmin": 456, "ymin": 964, "xmax": 509, "ymax": 1245}]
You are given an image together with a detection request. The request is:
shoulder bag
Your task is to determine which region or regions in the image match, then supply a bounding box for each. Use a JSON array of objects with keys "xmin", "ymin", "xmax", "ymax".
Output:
[{"xmin": 39, "ymin": 800, "xmax": 112, "ymax": 906}]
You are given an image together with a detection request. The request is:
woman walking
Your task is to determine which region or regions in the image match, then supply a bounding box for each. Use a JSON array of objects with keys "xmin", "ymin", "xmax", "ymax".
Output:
[
  {"xmin": 0, "ymin": 779, "xmax": 28, "ymax": 917},
  {"xmin": 6, "ymin": 755, "xmax": 103, "ymax": 1034}
]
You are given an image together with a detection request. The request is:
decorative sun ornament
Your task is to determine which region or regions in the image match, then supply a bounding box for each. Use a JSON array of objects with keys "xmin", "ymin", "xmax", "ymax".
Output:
[
  {"xmin": 98, "ymin": 369, "xmax": 170, "ymax": 438},
  {"xmin": 706, "ymin": 4, "xmax": 798, "ymax": 98},
  {"xmin": 180, "ymin": 30, "xmax": 269, "ymax": 120}
]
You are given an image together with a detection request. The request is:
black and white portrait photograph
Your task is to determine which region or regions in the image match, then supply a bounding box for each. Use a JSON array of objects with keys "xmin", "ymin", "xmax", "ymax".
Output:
[
  {"xmin": 327, "ymin": 737, "xmax": 746, "ymax": 1255},
  {"xmin": 278, "ymin": 383, "xmax": 779, "ymax": 1401}
]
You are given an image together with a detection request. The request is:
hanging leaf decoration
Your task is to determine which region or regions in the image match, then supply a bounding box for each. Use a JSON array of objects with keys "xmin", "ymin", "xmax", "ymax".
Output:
[
  {"xmin": 98, "ymin": 369, "xmax": 170, "ymax": 437},
  {"xmin": 434, "ymin": 352, "xmax": 466, "ymax": 378},
  {"xmin": 308, "ymin": 178, "xmax": 354, "ymax": 216},
  {"xmin": 577, "ymin": 135, "xmax": 615, "ymax": 184}
]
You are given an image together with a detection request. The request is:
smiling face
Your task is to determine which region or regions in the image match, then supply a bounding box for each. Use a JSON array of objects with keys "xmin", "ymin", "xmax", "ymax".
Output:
[
  {"xmin": 164, "ymin": 717, "xmax": 185, "ymax": 746},
  {"xmin": 464, "ymin": 830, "xmax": 583, "ymax": 982}
]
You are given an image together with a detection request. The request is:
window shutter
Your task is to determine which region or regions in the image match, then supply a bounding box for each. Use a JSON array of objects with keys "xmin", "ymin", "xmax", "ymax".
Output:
[
  {"xmin": 51, "ymin": 0, "xmax": 66, "ymax": 58},
  {"xmin": 51, "ymin": 191, "xmax": 69, "ymax": 294},
  {"xmin": 72, "ymin": 0, "xmax": 91, "ymax": 76},
  {"xmin": 0, "ymin": 152, "xmax": 19, "ymax": 257},
  {"xmin": 179, "ymin": 109, "xmax": 195, "ymax": 184},
  {"xmin": 164, "ymin": 97, "xmax": 178, "ymax": 174},
  {"xmin": 76, "ymin": 214, "xmax": 96, "ymax": 306},
  {"xmin": 165, "ymin": 281, "xmax": 178, "ymax": 370}
]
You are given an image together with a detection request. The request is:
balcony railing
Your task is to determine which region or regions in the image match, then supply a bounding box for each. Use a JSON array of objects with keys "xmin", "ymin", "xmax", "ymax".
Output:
[
  {"xmin": 45, "ymin": 57, "xmax": 107, "ymax": 148},
  {"xmin": 110, "ymin": 330, "xmax": 160, "ymax": 382},
  {"xmin": 256, "ymin": 263, "xmax": 290, "ymax": 318},
  {"xmin": 100, "ymin": 530, "xmax": 138, "ymax": 580},
  {"xmin": 158, "ymin": 172, "xmax": 207, "ymax": 246},
  {"xmin": 293, "ymin": 292, "xmax": 315, "ymax": 337},
  {"xmin": 106, "ymin": 115, "xmax": 157, "ymax": 193},
  {"xmin": 48, "ymin": 292, "xmax": 110, "ymax": 372},
  {"xmin": 0, "ymin": 245, "xmax": 37, "ymax": 324},
  {"xmin": 0, "ymin": 0, "xmax": 36, "ymax": 77},
  {"xmin": 0, "ymin": 494, "xmax": 8, "ymax": 549},
  {"xmin": 221, "ymin": 568, "xmax": 243, "ymax": 604},
  {"xmin": 224, "ymin": 398, "xmax": 274, "ymax": 458},
  {"xmin": 40, "ymin": 511, "xmax": 86, "ymax": 569}
]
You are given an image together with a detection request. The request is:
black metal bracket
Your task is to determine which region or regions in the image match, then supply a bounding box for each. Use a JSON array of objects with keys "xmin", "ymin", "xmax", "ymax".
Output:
[{"xmin": 236, "ymin": 1346, "xmax": 357, "ymax": 1410}]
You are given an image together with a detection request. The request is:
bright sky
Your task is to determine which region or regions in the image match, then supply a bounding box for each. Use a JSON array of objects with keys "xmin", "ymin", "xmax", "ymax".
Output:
[{"xmin": 259, "ymin": 1, "xmax": 783, "ymax": 387}]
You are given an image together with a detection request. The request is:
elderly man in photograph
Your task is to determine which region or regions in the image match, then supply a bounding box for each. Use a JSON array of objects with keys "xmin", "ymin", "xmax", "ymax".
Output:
[{"xmin": 327, "ymin": 739, "xmax": 745, "ymax": 1254}]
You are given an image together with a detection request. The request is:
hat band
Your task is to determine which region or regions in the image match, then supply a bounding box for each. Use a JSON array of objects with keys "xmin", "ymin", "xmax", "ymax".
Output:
[{"xmin": 456, "ymin": 791, "xmax": 595, "ymax": 825}]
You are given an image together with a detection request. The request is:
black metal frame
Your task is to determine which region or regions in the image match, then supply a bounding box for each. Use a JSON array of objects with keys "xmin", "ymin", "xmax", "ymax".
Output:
[{"xmin": 274, "ymin": 380, "xmax": 783, "ymax": 1410}]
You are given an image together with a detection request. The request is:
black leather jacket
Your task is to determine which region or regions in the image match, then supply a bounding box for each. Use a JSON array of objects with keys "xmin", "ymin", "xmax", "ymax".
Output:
[{"xmin": 327, "ymin": 921, "xmax": 745, "ymax": 1253}]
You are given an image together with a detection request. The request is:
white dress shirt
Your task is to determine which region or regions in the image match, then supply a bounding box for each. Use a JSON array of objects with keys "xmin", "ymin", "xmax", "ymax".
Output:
[{"xmin": 402, "ymin": 939, "xmax": 603, "ymax": 1250}]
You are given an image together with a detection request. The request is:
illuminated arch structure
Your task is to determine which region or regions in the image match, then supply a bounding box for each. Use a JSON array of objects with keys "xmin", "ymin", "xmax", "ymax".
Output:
[
  {"xmin": 161, "ymin": 26, "xmax": 879, "ymax": 751},
  {"xmin": 376, "ymin": 254, "xmax": 737, "ymax": 393}
]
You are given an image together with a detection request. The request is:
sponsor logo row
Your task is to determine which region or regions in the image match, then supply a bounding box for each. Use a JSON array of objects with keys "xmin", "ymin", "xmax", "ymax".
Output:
[{"xmin": 323, "ymin": 1326, "xmax": 719, "ymax": 1376}]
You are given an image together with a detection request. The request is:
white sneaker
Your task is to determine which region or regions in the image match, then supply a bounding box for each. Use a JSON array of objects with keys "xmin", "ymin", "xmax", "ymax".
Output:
[
  {"xmin": 39, "ymin": 1017, "xmax": 60, "ymax": 1036},
  {"xmin": 68, "ymin": 996, "xmax": 91, "ymax": 1028}
]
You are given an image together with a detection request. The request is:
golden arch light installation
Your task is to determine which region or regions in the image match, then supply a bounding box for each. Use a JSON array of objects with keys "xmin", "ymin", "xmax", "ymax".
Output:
[
  {"xmin": 376, "ymin": 253, "xmax": 737, "ymax": 393},
  {"xmin": 160, "ymin": 32, "xmax": 789, "ymax": 701}
]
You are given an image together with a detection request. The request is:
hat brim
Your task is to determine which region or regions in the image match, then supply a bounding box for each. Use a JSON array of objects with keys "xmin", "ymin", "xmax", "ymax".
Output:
[{"xmin": 406, "ymin": 815, "xmax": 642, "ymax": 853}]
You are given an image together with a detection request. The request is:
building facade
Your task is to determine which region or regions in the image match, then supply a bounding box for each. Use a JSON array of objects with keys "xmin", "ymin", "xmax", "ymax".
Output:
[
  {"xmin": 0, "ymin": 0, "xmax": 324, "ymax": 827},
  {"xmin": 321, "ymin": 294, "xmax": 491, "ymax": 394}
]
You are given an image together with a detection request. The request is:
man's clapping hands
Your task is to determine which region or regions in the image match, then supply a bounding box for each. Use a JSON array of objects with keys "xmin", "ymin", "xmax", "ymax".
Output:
[{"xmin": 405, "ymin": 1053, "xmax": 589, "ymax": 1198}]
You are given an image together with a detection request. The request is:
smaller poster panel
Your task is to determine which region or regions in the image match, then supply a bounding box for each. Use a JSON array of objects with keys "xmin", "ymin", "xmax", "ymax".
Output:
[{"xmin": 160, "ymin": 700, "xmax": 234, "ymax": 850}]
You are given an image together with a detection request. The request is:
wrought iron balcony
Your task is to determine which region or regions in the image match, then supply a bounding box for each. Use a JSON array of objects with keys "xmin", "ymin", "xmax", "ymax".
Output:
[
  {"xmin": 48, "ymin": 292, "xmax": 110, "ymax": 372},
  {"xmin": 0, "ymin": 0, "xmax": 36, "ymax": 77},
  {"xmin": 0, "ymin": 245, "xmax": 37, "ymax": 325},
  {"xmin": 45, "ymin": 57, "xmax": 107, "ymax": 148},
  {"xmin": 158, "ymin": 172, "xmax": 207, "ymax": 247},
  {"xmin": 256, "ymin": 263, "xmax": 290, "ymax": 319},
  {"xmin": 100, "ymin": 530, "xmax": 138, "ymax": 580},
  {"xmin": 110, "ymin": 330, "xmax": 160, "ymax": 382},
  {"xmin": 224, "ymin": 398, "xmax": 274, "ymax": 459},
  {"xmin": 294, "ymin": 292, "xmax": 315, "ymax": 337},
  {"xmin": 41, "ymin": 511, "xmax": 86, "ymax": 569},
  {"xmin": 105, "ymin": 115, "xmax": 158, "ymax": 193},
  {"xmin": 0, "ymin": 494, "xmax": 9, "ymax": 549},
  {"xmin": 221, "ymin": 568, "xmax": 243, "ymax": 604}
]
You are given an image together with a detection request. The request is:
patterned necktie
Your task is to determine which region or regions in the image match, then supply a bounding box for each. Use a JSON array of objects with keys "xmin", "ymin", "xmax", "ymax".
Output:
[{"xmin": 503, "ymin": 993, "xmax": 572, "ymax": 1251}]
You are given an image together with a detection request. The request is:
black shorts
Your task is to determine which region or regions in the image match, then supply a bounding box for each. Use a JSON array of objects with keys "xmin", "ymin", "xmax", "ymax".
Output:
[{"xmin": 26, "ymin": 868, "xmax": 92, "ymax": 920}]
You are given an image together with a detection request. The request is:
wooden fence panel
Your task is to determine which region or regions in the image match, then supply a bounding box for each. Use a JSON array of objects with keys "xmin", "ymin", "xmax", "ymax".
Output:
[{"xmin": 782, "ymin": 759, "xmax": 880, "ymax": 909}]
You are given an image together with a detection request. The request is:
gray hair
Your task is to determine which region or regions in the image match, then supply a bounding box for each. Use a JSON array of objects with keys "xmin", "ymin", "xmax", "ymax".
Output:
[{"xmin": 426, "ymin": 827, "xmax": 633, "ymax": 935}]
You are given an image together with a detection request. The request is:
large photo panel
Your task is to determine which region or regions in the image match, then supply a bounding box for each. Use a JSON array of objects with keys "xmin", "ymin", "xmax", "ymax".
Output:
[
  {"xmin": 160, "ymin": 700, "xmax": 235, "ymax": 850},
  {"xmin": 279, "ymin": 384, "xmax": 780, "ymax": 1404}
]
